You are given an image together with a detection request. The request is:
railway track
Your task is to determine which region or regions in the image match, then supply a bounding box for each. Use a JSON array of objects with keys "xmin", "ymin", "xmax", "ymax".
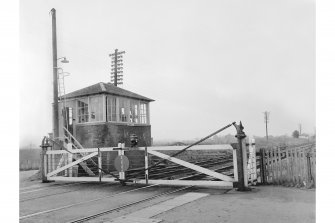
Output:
[
  {"xmin": 20, "ymin": 182, "xmax": 87, "ymax": 194},
  {"xmin": 19, "ymin": 184, "xmax": 158, "ymax": 220},
  {"xmin": 20, "ymin": 168, "xmax": 230, "ymax": 222},
  {"xmin": 20, "ymin": 153, "xmax": 234, "ymax": 222},
  {"xmin": 66, "ymin": 186, "xmax": 193, "ymax": 223},
  {"xmin": 63, "ymin": 163, "xmax": 234, "ymax": 223},
  {"xmin": 20, "ymin": 182, "xmax": 115, "ymax": 202}
]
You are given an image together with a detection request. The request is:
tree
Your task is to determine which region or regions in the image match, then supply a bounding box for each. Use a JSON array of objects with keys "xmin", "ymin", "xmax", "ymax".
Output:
[{"xmin": 292, "ymin": 130, "xmax": 299, "ymax": 138}]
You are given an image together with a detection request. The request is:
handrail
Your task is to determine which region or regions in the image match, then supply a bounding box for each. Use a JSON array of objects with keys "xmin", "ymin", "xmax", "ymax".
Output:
[{"xmin": 63, "ymin": 127, "xmax": 85, "ymax": 149}]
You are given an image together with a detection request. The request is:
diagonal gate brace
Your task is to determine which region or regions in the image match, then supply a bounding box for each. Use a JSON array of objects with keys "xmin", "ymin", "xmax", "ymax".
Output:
[
  {"xmin": 148, "ymin": 150, "xmax": 234, "ymax": 182},
  {"xmin": 47, "ymin": 152, "xmax": 98, "ymax": 177}
]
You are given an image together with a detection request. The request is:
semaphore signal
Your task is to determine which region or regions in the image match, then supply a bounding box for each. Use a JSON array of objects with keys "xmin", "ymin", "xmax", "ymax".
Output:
[{"xmin": 109, "ymin": 49, "xmax": 125, "ymax": 86}]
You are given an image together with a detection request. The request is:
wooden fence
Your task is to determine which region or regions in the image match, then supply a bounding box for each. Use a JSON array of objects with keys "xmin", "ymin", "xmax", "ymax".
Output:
[
  {"xmin": 258, "ymin": 143, "xmax": 316, "ymax": 188},
  {"xmin": 20, "ymin": 159, "xmax": 40, "ymax": 171}
]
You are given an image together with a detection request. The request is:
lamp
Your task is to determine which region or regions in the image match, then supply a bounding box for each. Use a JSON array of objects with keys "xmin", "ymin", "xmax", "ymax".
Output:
[{"xmin": 57, "ymin": 57, "xmax": 69, "ymax": 63}]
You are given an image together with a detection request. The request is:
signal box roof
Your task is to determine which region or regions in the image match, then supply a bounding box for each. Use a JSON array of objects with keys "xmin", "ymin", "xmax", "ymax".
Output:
[{"xmin": 60, "ymin": 82, "xmax": 154, "ymax": 102}]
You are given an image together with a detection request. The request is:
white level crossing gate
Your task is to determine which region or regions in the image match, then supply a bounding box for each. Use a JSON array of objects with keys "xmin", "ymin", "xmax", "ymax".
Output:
[
  {"xmin": 42, "ymin": 144, "xmax": 236, "ymax": 188},
  {"xmin": 135, "ymin": 145, "xmax": 235, "ymax": 188},
  {"xmin": 41, "ymin": 122, "xmax": 255, "ymax": 191}
]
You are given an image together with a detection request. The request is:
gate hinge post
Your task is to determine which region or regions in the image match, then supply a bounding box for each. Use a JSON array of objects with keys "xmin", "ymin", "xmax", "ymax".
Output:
[
  {"xmin": 233, "ymin": 121, "xmax": 251, "ymax": 191},
  {"xmin": 40, "ymin": 136, "xmax": 52, "ymax": 183}
]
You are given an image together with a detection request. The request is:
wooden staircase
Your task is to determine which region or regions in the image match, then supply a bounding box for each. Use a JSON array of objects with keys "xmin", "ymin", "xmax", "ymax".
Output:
[{"xmin": 63, "ymin": 127, "xmax": 105, "ymax": 176}]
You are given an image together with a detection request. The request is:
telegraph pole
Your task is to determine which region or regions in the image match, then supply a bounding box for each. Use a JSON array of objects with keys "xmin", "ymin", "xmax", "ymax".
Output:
[
  {"xmin": 51, "ymin": 8, "xmax": 59, "ymax": 139},
  {"xmin": 109, "ymin": 49, "xmax": 125, "ymax": 86},
  {"xmin": 263, "ymin": 111, "xmax": 270, "ymax": 141},
  {"xmin": 114, "ymin": 49, "xmax": 118, "ymax": 86}
]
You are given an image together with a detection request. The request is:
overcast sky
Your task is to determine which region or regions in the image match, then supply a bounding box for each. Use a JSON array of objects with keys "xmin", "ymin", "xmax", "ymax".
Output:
[{"xmin": 20, "ymin": 0, "xmax": 315, "ymax": 147}]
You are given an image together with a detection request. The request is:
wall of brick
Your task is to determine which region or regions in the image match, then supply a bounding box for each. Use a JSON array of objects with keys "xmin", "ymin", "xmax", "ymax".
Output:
[{"xmin": 74, "ymin": 123, "xmax": 150, "ymax": 172}]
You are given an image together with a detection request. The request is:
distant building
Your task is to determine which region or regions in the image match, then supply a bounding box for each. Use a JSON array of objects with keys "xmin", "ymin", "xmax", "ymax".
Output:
[{"xmin": 58, "ymin": 82, "xmax": 154, "ymax": 148}]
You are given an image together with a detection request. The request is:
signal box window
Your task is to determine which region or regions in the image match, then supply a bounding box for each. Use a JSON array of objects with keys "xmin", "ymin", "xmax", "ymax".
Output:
[
  {"xmin": 89, "ymin": 96, "xmax": 103, "ymax": 122},
  {"xmin": 107, "ymin": 96, "xmax": 117, "ymax": 122},
  {"xmin": 119, "ymin": 98, "xmax": 127, "ymax": 122},
  {"xmin": 129, "ymin": 100, "xmax": 139, "ymax": 123},
  {"xmin": 140, "ymin": 103, "xmax": 147, "ymax": 124},
  {"xmin": 77, "ymin": 98, "xmax": 89, "ymax": 123}
]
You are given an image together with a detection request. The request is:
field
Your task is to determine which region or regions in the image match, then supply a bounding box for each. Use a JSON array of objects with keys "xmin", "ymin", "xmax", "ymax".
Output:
[{"xmin": 20, "ymin": 149, "xmax": 40, "ymax": 171}]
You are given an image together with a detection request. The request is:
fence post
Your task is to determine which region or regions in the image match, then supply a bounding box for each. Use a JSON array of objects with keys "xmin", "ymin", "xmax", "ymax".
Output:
[
  {"xmin": 285, "ymin": 148, "xmax": 290, "ymax": 186},
  {"xmin": 298, "ymin": 148, "xmax": 303, "ymax": 187},
  {"xmin": 249, "ymin": 138, "xmax": 257, "ymax": 184},
  {"xmin": 233, "ymin": 121, "xmax": 250, "ymax": 191},
  {"xmin": 278, "ymin": 147, "xmax": 283, "ymax": 184},
  {"xmin": 294, "ymin": 148, "xmax": 299, "ymax": 186},
  {"xmin": 118, "ymin": 143, "xmax": 126, "ymax": 181},
  {"xmin": 290, "ymin": 148, "xmax": 294, "ymax": 186},
  {"xmin": 98, "ymin": 148, "xmax": 102, "ymax": 182},
  {"xmin": 259, "ymin": 148, "xmax": 266, "ymax": 184},
  {"xmin": 306, "ymin": 152, "xmax": 314, "ymax": 188},
  {"xmin": 271, "ymin": 148, "xmax": 276, "ymax": 184},
  {"xmin": 273, "ymin": 148, "xmax": 277, "ymax": 184},
  {"xmin": 145, "ymin": 147, "xmax": 149, "ymax": 184},
  {"xmin": 268, "ymin": 149, "xmax": 272, "ymax": 184},
  {"xmin": 302, "ymin": 148, "xmax": 307, "ymax": 187}
]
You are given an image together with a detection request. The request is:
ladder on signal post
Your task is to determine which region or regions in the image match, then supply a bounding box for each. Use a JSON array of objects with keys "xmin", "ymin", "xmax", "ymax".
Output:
[{"xmin": 57, "ymin": 70, "xmax": 70, "ymax": 130}]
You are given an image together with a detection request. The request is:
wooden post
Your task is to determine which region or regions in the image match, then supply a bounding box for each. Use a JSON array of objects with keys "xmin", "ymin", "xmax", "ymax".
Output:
[
  {"xmin": 41, "ymin": 147, "xmax": 48, "ymax": 182},
  {"xmin": 311, "ymin": 147, "xmax": 316, "ymax": 185},
  {"xmin": 276, "ymin": 148, "xmax": 280, "ymax": 184},
  {"xmin": 268, "ymin": 149, "xmax": 272, "ymax": 183},
  {"xmin": 303, "ymin": 149, "xmax": 308, "ymax": 187},
  {"xmin": 278, "ymin": 147, "xmax": 283, "ymax": 184},
  {"xmin": 272, "ymin": 147, "xmax": 278, "ymax": 184},
  {"xmin": 249, "ymin": 139, "xmax": 257, "ymax": 184},
  {"xmin": 271, "ymin": 149, "xmax": 275, "ymax": 183},
  {"xmin": 298, "ymin": 148, "xmax": 303, "ymax": 187},
  {"xmin": 259, "ymin": 149, "xmax": 263, "ymax": 184},
  {"xmin": 232, "ymin": 121, "xmax": 250, "ymax": 191},
  {"xmin": 145, "ymin": 147, "xmax": 149, "ymax": 184},
  {"xmin": 271, "ymin": 148, "xmax": 275, "ymax": 184},
  {"xmin": 306, "ymin": 150, "xmax": 315, "ymax": 188},
  {"xmin": 242, "ymin": 141, "xmax": 248, "ymax": 187},
  {"xmin": 98, "ymin": 148, "xmax": 102, "ymax": 182},
  {"xmin": 233, "ymin": 147, "xmax": 238, "ymax": 181},
  {"xmin": 67, "ymin": 142, "xmax": 73, "ymax": 177},
  {"xmin": 261, "ymin": 148, "xmax": 267, "ymax": 184},
  {"xmin": 274, "ymin": 148, "xmax": 278, "ymax": 184},
  {"xmin": 292, "ymin": 148, "xmax": 296, "ymax": 186},
  {"xmin": 290, "ymin": 148, "xmax": 294, "ymax": 186},
  {"xmin": 41, "ymin": 137, "xmax": 51, "ymax": 183},
  {"xmin": 285, "ymin": 148, "xmax": 290, "ymax": 185},
  {"xmin": 267, "ymin": 150, "xmax": 271, "ymax": 183},
  {"xmin": 300, "ymin": 149, "xmax": 305, "ymax": 186},
  {"xmin": 293, "ymin": 148, "xmax": 299, "ymax": 186},
  {"xmin": 262, "ymin": 149, "xmax": 268, "ymax": 184},
  {"xmin": 118, "ymin": 143, "xmax": 125, "ymax": 180}
]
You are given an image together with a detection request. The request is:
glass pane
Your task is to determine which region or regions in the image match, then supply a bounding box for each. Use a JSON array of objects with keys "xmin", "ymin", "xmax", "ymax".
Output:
[
  {"xmin": 77, "ymin": 98, "xmax": 88, "ymax": 123},
  {"xmin": 119, "ymin": 98, "xmax": 127, "ymax": 122},
  {"xmin": 107, "ymin": 96, "xmax": 117, "ymax": 122},
  {"xmin": 89, "ymin": 96, "xmax": 103, "ymax": 122},
  {"xmin": 140, "ymin": 102, "xmax": 147, "ymax": 124}
]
